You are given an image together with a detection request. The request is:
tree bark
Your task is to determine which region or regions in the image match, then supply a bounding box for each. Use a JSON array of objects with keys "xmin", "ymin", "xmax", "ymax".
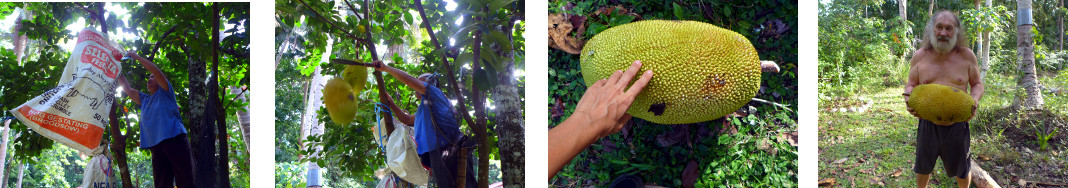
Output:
[
  {"xmin": 928, "ymin": 0, "xmax": 936, "ymax": 17},
  {"xmin": 186, "ymin": 46, "xmax": 218, "ymax": 187},
  {"xmin": 493, "ymin": 16, "xmax": 524, "ymax": 187},
  {"xmin": 211, "ymin": 3, "xmax": 232, "ymax": 187},
  {"xmin": 981, "ymin": 0, "xmax": 992, "ymax": 78},
  {"xmin": 1061, "ymin": 0, "xmax": 1064, "ymax": 51},
  {"xmin": 11, "ymin": 9, "xmax": 28, "ymax": 63},
  {"xmin": 14, "ymin": 163, "xmax": 23, "ymax": 188},
  {"xmin": 1015, "ymin": 0, "xmax": 1044, "ymax": 109},
  {"xmin": 469, "ymin": 23, "xmax": 489, "ymax": 188},
  {"xmin": 231, "ymin": 86, "xmax": 250, "ymax": 148},
  {"xmin": 900, "ymin": 0, "xmax": 907, "ymax": 21},
  {"xmin": 108, "ymin": 100, "xmax": 133, "ymax": 188},
  {"xmin": 300, "ymin": 66, "xmax": 325, "ymax": 186},
  {"xmin": 0, "ymin": 120, "xmax": 9, "ymax": 188},
  {"xmin": 970, "ymin": 161, "xmax": 1001, "ymax": 188}
]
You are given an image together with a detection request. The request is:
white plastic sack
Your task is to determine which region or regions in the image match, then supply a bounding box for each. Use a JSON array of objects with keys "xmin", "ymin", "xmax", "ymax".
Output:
[
  {"xmin": 376, "ymin": 173, "xmax": 399, "ymax": 188},
  {"xmin": 80, "ymin": 146, "xmax": 117, "ymax": 188},
  {"xmin": 372, "ymin": 117, "xmax": 403, "ymax": 148},
  {"xmin": 386, "ymin": 125, "xmax": 428, "ymax": 186},
  {"xmin": 9, "ymin": 29, "xmax": 121, "ymax": 153}
]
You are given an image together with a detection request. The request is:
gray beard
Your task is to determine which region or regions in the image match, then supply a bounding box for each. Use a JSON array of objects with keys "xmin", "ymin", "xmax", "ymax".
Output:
[{"xmin": 932, "ymin": 35, "xmax": 956, "ymax": 54}]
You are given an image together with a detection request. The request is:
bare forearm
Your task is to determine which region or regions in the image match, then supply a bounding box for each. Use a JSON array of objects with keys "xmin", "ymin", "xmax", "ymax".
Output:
[
  {"xmin": 381, "ymin": 66, "xmax": 427, "ymax": 94},
  {"xmin": 971, "ymin": 83, "xmax": 984, "ymax": 102},
  {"xmin": 386, "ymin": 99, "xmax": 413, "ymax": 126},
  {"xmin": 548, "ymin": 114, "xmax": 605, "ymax": 179},
  {"xmin": 132, "ymin": 55, "xmax": 163, "ymax": 76}
]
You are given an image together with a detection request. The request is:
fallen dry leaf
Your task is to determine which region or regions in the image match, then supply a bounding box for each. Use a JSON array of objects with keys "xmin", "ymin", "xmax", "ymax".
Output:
[
  {"xmin": 551, "ymin": 97, "xmax": 565, "ymax": 118},
  {"xmin": 890, "ymin": 169, "xmax": 903, "ymax": 177},
  {"xmin": 682, "ymin": 160, "xmax": 699, "ymax": 188},
  {"xmin": 832, "ymin": 158, "xmax": 848, "ymax": 164},
  {"xmin": 548, "ymin": 14, "xmax": 585, "ymax": 54},
  {"xmin": 782, "ymin": 131, "xmax": 798, "ymax": 146},
  {"xmin": 818, "ymin": 178, "xmax": 836, "ymax": 187}
]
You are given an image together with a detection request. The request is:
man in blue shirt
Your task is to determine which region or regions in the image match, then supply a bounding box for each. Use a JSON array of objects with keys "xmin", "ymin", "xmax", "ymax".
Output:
[
  {"xmin": 116, "ymin": 50, "xmax": 195, "ymax": 188},
  {"xmin": 373, "ymin": 60, "xmax": 475, "ymax": 188}
]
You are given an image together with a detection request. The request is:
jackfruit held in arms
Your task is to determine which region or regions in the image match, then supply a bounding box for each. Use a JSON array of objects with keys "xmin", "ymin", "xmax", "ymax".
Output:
[
  {"xmin": 342, "ymin": 65, "xmax": 369, "ymax": 97},
  {"xmin": 324, "ymin": 77, "xmax": 359, "ymax": 125},
  {"xmin": 907, "ymin": 84, "xmax": 975, "ymax": 125},
  {"xmin": 580, "ymin": 20, "xmax": 761, "ymax": 124}
]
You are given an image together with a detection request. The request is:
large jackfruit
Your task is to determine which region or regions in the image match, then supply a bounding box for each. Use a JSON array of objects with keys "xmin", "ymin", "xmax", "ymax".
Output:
[
  {"xmin": 342, "ymin": 65, "xmax": 369, "ymax": 97},
  {"xmin": 907, "ymin": 84, "xmax": 975, "ymax": 125},
  {"xmin": 323, "ymin": 77, "xmax": 358, "ymax": 125},
  {"xmin": 580, "ymin": 20, "xmax": 762, "ymax": 124}
]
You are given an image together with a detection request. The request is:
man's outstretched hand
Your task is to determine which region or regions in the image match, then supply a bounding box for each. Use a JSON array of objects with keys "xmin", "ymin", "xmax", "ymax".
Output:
[
  {"xmin": 548, "ymin": 60, "xmax": 653, "ymax": 179},
  {"xmin": 573, "ymin": 60, "xmax": 654, "ymax": 138},
  {"xmin": 369, "ymin": 60, "xmax": 387, "ymax": 71}
]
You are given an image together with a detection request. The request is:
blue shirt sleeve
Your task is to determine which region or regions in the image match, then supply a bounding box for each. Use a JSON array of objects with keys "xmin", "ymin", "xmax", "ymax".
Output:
[{"xmin": 138, "ymin": 91, "xmax": 148, "ymax": 108}]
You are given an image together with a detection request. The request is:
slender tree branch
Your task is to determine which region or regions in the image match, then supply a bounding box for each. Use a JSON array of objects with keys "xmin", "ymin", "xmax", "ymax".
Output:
[
  {"xmin": 147, "ymin": 24, "xmax": 183, "ymax": 61},
  {"xmin": 329, "ymin": 59, "xmax": 375, "ymax": 67},
  {"xmin": 296, "ymin": 0, "xmax": 369, "ymax": 44},
  {"xmin": 342, "ymin": 0, "xmax": 364, "ymax": 21},
  {"xmin": 223, "ymin": 86, "xmax": 249, "ymax": 110},
  {"xmin": 360, "ymin": 0, "xmax": 397, "ymax": 135},
  {"xmin": 218, "ymin": 46, "xmax": 249, "ymax": 58}
]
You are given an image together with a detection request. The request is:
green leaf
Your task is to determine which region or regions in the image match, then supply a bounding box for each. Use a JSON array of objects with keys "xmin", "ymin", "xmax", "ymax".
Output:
[
  {"xmin": 392, "ymin": 52, "xmax": 403, "ymax": 63},
  {"xmin": 488, "ymin": 0, "xmax": 516, "ymax": 12},
  {"xmin": 487, "ymin": 30, "xmax": 512, "ymax": 50},
  {"xmin": 404, "ymin": 11, "xmax": 414, "ymax": 24},
  {"xmin": 673, "ymin": 2, "xmax": 685, "ymax": 19}
]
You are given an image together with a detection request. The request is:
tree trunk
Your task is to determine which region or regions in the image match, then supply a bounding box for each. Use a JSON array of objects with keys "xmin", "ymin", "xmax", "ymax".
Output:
[
  {"xmin": 1060, "ymin": 0, "xmax": 1064, "ymax": 51},
  {"xmin": 928, "ymin": 0, "xmax": 936, "ymax": 17},
  {"xmin": 108, "ymin": 100, "xmax": 134, "ymax": 188},
  {"xmin": 469, "ymin": 27, "xmax": 490, "ymax": 188},
  {"xmin": 211, "ymin": 4, "xmax": 232, "ymax": 187},
  {"xmin": 981, "ymin": 0, "xmax": 992, "ymax": 78},
  {"xmin": 11, "ymin": 9, "xmax": 28, "ymax": 64},
  {"xmin": 14, "ymin": 164, "xmax": 23, "ymax": 188},
  {"xmin": 231, "ymin": 86, "xmax": 250, "ymax": 149},
  {"xmin": 0, "ymin": 120, "xmax": 9, "ymax": 187},
  {"xmin": 1015, "ymin": 0, "xmax": 1044, "ymax": 109},
  {"xmin": 900, "ymin": 0, "xmax": 907, "ymax": 21},
  {"xmin": 300, "ymin": 66, "xmax": 325, "ymax": 186},
  {"xmin": 970, "ymin": 161, "xmax": 1001, "ymax": 188},
  {"xmin": 493, "ymin": 17, "xmax": 524, "ymax": 187},
  {"xmin": 186, "ymin": 49, "xmax": 218, "ymax": 187}
]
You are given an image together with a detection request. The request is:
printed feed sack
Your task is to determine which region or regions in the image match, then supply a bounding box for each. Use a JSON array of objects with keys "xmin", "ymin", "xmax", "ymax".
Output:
[{"xmin": 9, "ymin": 29, "xmax": 122, "ymax": 153}]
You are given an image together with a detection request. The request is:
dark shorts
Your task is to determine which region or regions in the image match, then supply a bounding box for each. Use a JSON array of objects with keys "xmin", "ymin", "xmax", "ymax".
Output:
[{"xmin": 913, "ymin": 119, "xmax": 971, "ymax": 178}]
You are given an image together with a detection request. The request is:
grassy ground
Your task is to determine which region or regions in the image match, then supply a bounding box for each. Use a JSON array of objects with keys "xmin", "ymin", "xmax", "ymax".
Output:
[{"xmin": 819, "ymin": 75, "xmax": 1068, "ymax": 187}]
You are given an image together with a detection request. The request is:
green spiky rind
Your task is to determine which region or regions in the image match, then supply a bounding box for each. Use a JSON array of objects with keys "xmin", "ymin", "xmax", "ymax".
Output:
[
  {"xmin": 907, "ymin": 84, "xmax": 975, "ymax": 124},
  {"xmin": 580, "ymin": 20, "xmax": 761, "ymax": 124},
  {"xmin": 323, "ymin": 77, "xmax": 358, "ymax": 125}
]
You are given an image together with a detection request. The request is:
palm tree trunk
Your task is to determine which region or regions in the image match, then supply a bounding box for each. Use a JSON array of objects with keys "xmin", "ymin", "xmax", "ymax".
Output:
[
  {"xmin": 300, "ymin": 66, "xmax": 325, "ymax": 186},
  {"xmin": 1015, "ymin": 0, "xmax": 1044, "ymax": 109}
]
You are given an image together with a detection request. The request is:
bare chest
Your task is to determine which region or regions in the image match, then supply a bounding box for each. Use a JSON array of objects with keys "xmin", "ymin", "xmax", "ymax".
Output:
[{"xmin": 914, "ymin": 57, "xmax": 972, "ymax": 89}]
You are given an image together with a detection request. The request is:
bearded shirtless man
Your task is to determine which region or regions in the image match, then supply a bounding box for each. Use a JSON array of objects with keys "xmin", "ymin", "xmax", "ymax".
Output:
[{"xmin": 903, "ymin": 11, "xmax": 985, "ymax": 188}]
